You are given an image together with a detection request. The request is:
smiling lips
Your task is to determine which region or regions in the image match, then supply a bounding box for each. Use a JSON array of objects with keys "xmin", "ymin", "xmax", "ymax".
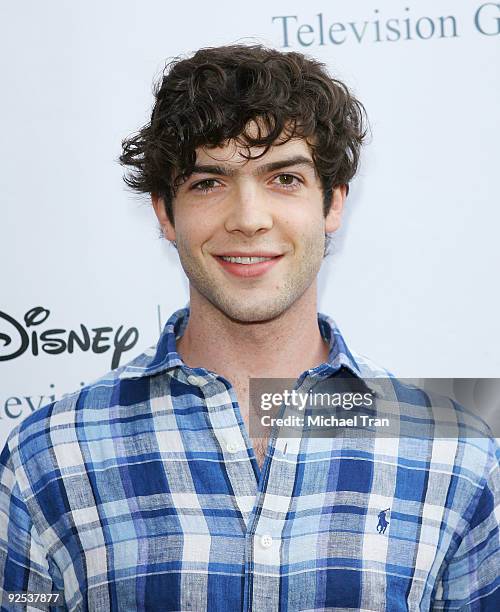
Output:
[{"xmin": 214, "ymin": 253, "xmax": 283, "ymax": 277}]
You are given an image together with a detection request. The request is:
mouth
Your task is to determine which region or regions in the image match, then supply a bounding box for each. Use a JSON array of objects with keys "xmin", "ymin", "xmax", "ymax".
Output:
[{"xmin": 213, "ymin": 253, "xmax": 283, "ymax": 278}]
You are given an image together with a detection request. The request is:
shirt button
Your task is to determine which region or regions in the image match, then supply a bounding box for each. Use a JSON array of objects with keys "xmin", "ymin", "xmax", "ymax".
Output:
[
  {"xmin": 226, "ymin": 442, "xmax": 238, "ymax": 453},
  {"xmin": 260, "ymin": 534, "xmax": 273, "ymax": 549}
]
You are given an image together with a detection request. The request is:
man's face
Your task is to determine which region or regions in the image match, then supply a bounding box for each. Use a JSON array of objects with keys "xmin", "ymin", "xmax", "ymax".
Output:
[{"xmin": 153, "ymin": 136, "xmax": 345, "ymax": 323}]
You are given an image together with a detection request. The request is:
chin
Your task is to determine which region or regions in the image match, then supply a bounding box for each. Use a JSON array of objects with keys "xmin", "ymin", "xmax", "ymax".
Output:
[{"xmin": 213, "ymin": 296, "xmax": 291, "ymax": 325}]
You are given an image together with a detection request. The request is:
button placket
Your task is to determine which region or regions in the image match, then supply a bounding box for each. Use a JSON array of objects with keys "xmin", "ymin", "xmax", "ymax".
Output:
[
  {"xmin": 199, "ymin": 379, "xmax": 257, "ymax": 529},
  {"xmin": 246, "ymin": 377, "xmax": 327, "ymax": 610},
  {"xmin": 226, "ymin": 441, "xmax": 239, "ymax": 454}
]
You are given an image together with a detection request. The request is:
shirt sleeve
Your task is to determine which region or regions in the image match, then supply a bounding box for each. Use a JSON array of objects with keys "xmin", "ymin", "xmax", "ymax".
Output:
[
  {"xmin": 0, "ymin": 442, "xmax": 63, "ymax": 611},
  {"xmin": 432, "ymin": 441, "xmax": 500, "ymax": 610}
]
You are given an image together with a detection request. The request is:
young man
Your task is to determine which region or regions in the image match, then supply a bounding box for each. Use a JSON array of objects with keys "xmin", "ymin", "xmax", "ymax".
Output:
[{"xmin": 1, "ymin": 45, "xmax": 498, "ymax": 611}]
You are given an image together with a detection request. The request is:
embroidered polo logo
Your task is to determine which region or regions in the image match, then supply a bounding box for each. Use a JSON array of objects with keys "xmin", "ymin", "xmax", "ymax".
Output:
[{"xmin": 376, "ymin": 508, "xmax": 390, "ymax": 534}]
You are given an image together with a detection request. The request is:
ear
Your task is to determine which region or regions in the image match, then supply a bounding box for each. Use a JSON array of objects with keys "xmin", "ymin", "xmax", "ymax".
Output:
[
  {"xmin": 151, "ymin": 194, "xmax": 176, "ymax": 242},
  {"xmin": 325, "ymin": 185, "xmax": 347, "ymax": 233}
]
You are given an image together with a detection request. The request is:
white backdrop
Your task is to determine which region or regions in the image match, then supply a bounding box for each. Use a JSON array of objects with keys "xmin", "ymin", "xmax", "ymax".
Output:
[{"xmin": 1, "ymin": 0, "xmax": 499, "ymax": 449}]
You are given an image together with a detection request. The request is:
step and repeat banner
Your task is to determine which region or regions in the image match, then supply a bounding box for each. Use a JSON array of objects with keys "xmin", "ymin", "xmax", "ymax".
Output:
[{"xmin": 1, "ymin": 0, "xmax": 499, "ymax": 449}]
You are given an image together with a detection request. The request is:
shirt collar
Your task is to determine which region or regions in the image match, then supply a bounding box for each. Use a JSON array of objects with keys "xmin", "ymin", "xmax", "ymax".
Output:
[{"xmin": 119, "ymin": 307, "xmax": 376, "ymax": 391}]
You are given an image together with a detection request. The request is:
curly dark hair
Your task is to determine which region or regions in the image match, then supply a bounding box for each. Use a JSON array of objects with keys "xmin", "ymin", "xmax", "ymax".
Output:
[{"xmin": 120, "ymin": 44, "xmax": 368, "ymax": 226}]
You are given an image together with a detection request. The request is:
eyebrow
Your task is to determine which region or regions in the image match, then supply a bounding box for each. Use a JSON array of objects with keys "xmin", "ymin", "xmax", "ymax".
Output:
[{"xmin": 189, "ymin": 155, "xmax": 317, "ymax": 178}]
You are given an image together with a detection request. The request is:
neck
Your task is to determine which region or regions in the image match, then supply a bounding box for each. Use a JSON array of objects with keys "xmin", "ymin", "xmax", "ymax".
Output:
[{"xmin": 177, "ymin": 282, "xmax": 330, "ymax": 381}]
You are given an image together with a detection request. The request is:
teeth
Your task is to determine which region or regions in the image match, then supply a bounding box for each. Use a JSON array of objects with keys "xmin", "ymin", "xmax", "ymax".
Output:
[{"xmin": 220, "ymin": 256, "xmax": 274, "ymax": 264}]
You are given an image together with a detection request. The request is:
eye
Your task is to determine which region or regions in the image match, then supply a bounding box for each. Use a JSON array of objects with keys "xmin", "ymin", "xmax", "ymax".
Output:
[
  {"xmin": 191, "ymin": 178, "xmax": 221, "ymax": 193},
  {"xmin": 273, "ymin": 174, "xmax": 302, "ymax": 190}
]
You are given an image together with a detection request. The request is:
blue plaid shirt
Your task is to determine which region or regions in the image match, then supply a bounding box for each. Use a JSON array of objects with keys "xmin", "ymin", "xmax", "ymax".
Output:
[{"xmin": 1, "ymin": 307, "xmax": 499, "ymax": 611}]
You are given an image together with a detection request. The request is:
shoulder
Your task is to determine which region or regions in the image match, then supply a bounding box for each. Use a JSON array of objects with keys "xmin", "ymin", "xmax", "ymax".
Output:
[
  {"xmin": 4, "ymin": 346, "xmax": 162, "ymax": 476},
  {"xmin": 377, "ymin": 375, "xmax": 498, "ymax": 487},
  {"xmin": 347, "ymin": 348, "xmax": 499, "ymax": 485}
]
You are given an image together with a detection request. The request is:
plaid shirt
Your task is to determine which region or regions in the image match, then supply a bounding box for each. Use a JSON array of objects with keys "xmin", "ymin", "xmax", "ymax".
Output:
[{"xmin": 1, "ymin": 307, "xmax": 499, "ymax": 611}]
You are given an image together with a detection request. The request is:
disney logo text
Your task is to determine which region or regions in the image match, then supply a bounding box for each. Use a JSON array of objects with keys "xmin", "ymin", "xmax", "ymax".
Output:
[{"xmin": 0, "ymin": 307, "xmax": 139, "ymax": 369}]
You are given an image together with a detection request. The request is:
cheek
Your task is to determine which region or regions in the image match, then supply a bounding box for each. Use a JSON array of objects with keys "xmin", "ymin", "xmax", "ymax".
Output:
[
  {"xmin": 175, "ymin": 217, "xmax": 213, "ymax": 252},
  {"xmin": 281, "ymin": 210, "xmax": 325, "ymax": 246}
]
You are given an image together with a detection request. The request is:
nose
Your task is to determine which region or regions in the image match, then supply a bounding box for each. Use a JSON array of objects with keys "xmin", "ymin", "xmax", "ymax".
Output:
[{"xmin": 224, "ymin": 181, "xmax": 273, "ymax": 237}]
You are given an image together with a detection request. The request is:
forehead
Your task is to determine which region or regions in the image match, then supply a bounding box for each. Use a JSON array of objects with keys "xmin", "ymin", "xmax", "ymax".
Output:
[{"xmin": 195, "ymin": 136, "xmax": 314, "ymax": 169}]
